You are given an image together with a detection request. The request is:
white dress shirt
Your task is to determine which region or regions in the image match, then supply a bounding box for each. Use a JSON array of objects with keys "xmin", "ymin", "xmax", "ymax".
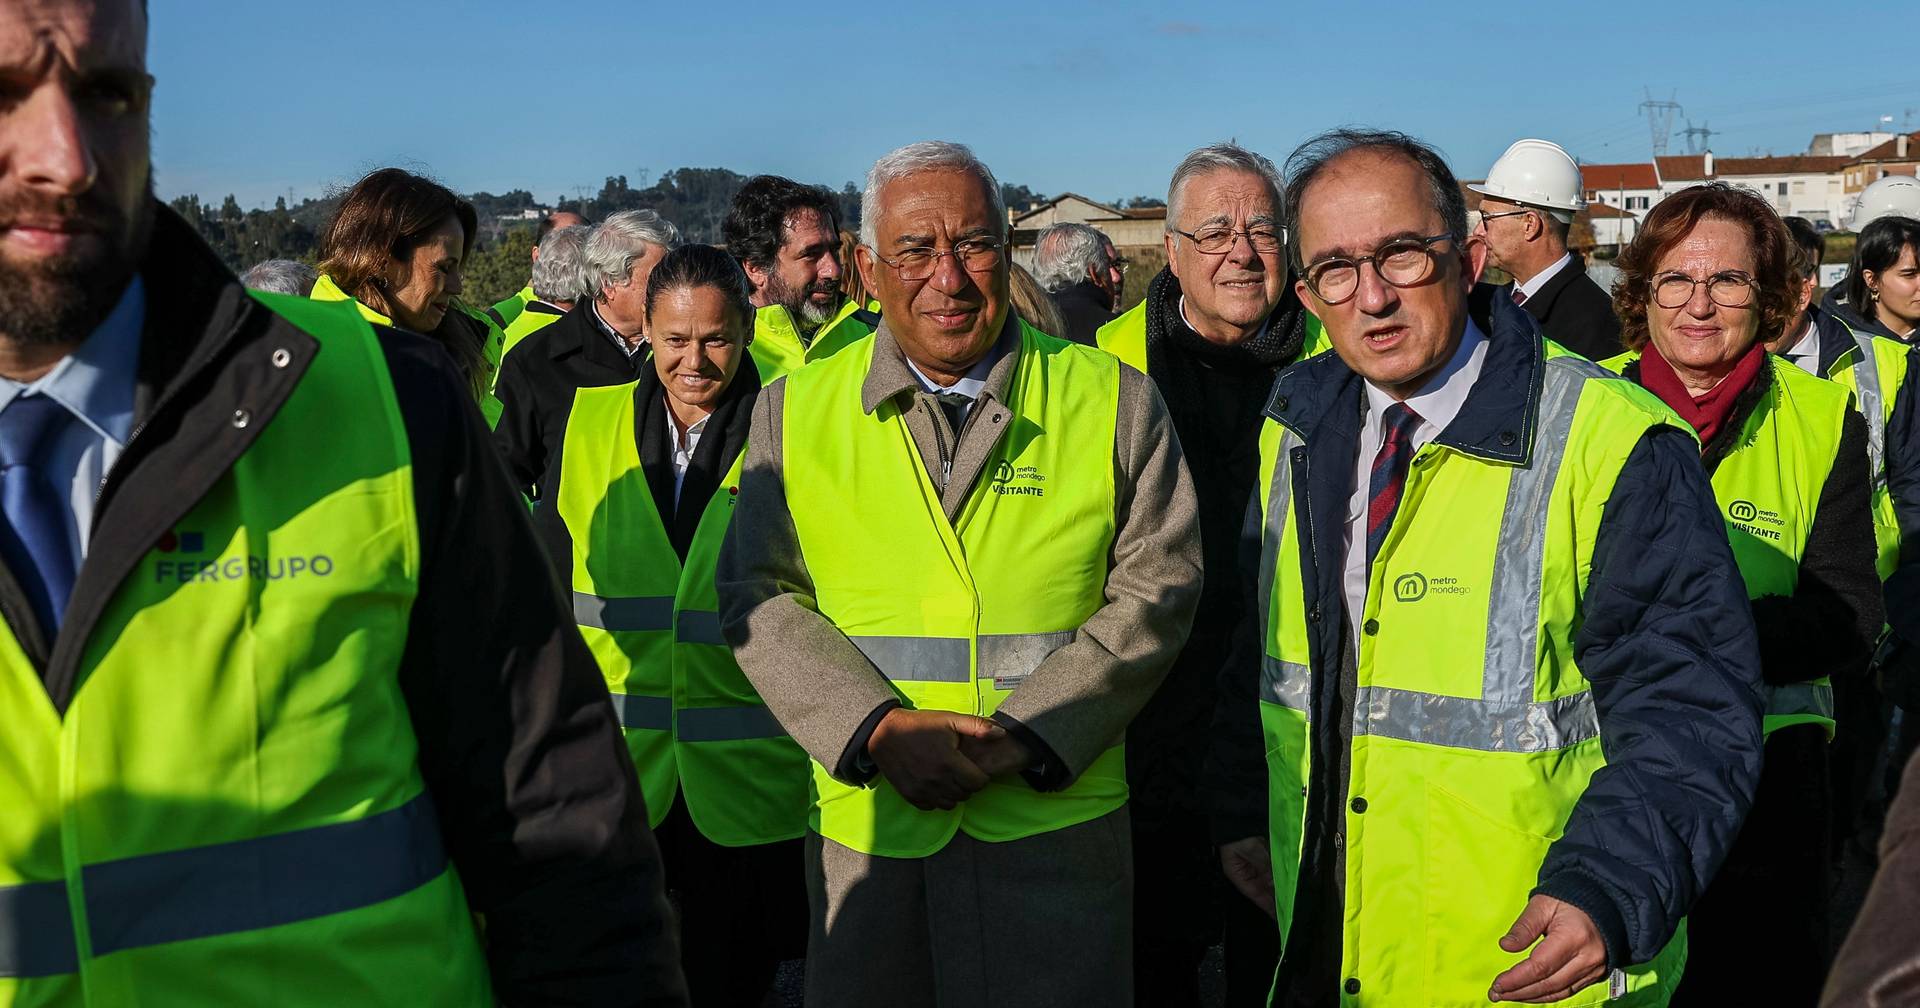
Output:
[
  {"xmin": 1514, "ymin": 252, "xmax": 1573, "ymax": 303},
  {"xmin": 0, "ymin": 277, "xmax": 143, "ymax": 565},
  {"xmin": 1341, "ymin": 319, "xmax": 1489, "ymax": 656},
  {"xmin": 1783, "ymin": 317, "xmax": 1821, "ymax": 375},
  {"xmin": 665, "ymin": 402, "xmax": 710, "ymax": 508}
]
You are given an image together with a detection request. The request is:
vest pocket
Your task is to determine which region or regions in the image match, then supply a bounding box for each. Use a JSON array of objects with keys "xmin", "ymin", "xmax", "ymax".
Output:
[{"xmin": 1422, "ymin": 780, "xmax": 1611, "ymax": 1007}]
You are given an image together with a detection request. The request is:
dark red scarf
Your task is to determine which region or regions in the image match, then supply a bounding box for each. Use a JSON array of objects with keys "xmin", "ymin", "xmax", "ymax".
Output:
[{"xmin": 1638, "ymin": 339, "xmax": 1766, "ymax": 448}]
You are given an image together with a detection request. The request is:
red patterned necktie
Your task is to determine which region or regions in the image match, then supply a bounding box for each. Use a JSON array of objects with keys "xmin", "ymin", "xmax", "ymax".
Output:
[
  {"xmin": 1366, "ymin": 402, "xmax": 1424, "ymax": 565},
  {"xmin": 1511, "ymin": 287, "xmax": 1528, "ymax": 307}
]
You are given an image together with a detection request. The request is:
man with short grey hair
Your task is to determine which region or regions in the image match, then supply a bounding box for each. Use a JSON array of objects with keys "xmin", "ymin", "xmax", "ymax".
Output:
[
  {"xmin": 492, "ymin": 209, "xmax": 682, "ymax": 499},
  {"xmin": 719, "ymin": 139, "xmax": 1203, "ymax": 1006},
  {"xmin": 489, "ymin": 210, "xmax": 589, "ymax": 330},
  {"xmin": 239, "ymin": 258, "xmax": 318, "ymax": 297},
  {"xmin": 1092, "ymin": 141, "xmax": 1328, "ymax": 1006},
  {"xmin": 499, "ymin": 224, "xmax": 591, "ymax": 360},
  {"xmin": 1032, "ymin": 221, "xmax": 1121, "ymax": 345}
]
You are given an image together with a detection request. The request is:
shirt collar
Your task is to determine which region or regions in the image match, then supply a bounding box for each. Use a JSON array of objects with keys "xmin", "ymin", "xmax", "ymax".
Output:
[
  {"xmin": 1784, "ymin": 316, "xmax": 1821, "ymax": 370},
  {"xmin": 903, "ymin": 322, "xmax": 1013, "ymax": 400},
  {"xmin": 590, "ymin": 301, "xmax": 643, "ymax": 357},
  {"xmin": 1361, "ymin": 316, "xmax": 1488, "ymax": 443},
  {"xmin": 1514, "ymin": 253, "xmax": 1572, "ymax": 301},
  {"xmin": 0, "ymin": 275, "xmax": 143, "ymax": 446}
]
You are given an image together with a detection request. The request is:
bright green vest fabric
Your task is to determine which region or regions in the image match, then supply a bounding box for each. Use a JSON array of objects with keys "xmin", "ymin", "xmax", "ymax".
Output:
[
  {"xmin": 0, "ymin": 292, "xmax": 490, "ymax": 1006},
  {"xmin": 1094, "ymin": 297, "xmax": 1330, "ymax": 372},
  {"xmin": 750, "ymin": 299, "xmax": 877, "ymax": 383},
  {"xmin": 490, "ymin": 285, "xmax": 534, "ymax": 331},
  {"xmin": 1824, "ymin": 328, "xmax": 1909, "ymax": 579},
  {"xmin": 1256, "ymin": 346, "xmax": 1690, "ymax": 1006},
  {"xmin": 1600, "ymin": 351, "xmax": 1845, "ymax": 736},
  {"xmin": 311, "ymin": 274, "xmax": 506, "ymax": 428},
  {"xmin": 500, "ymin": 305, "xmax": 565, "ymax": 361},
  {"xmin": 554, "ymin": 383, "xmax": 810, "ymax": 846},
  {"xmin": 781, "ymin": 323, "xmax": 1124, "ymax": 858}
]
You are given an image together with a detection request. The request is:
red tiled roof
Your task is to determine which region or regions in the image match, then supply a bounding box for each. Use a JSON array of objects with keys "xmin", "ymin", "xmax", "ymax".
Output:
[
  {"xmin": 1850, "ymin": 132, "xmax": 1920, "ymax": 164},
  {"xmin": 1580, "ymin": 162, "xmax": 1658, "ymax": 191},
  {"xmin": 1655, "ymin": 155, "xmax": 1708, "ymax": 182},
  {"xmin": 1583, "ymin": 202, "xmax": 1635, "ymax": 218},
  {"xmin": 1713, "ymin": 154, "xmax": 1849, "ymax": 176}
]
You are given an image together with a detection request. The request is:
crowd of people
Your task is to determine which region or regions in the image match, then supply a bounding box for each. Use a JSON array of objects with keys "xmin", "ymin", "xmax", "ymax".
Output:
[{"xmin": 13, "ymin": 1, "xmax": 1920, "ymax": 1006}]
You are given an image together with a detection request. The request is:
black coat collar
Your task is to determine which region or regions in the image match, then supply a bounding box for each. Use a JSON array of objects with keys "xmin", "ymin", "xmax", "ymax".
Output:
[
  {"xmin": 1264, "ymin": 283, "xmax": 1545, "ymax": 466},
  {"xmin": 1810, "ymin": 304, "xmax": 1867, "ymax": 375},
  {"xmin": 548, "ymin": 302, "xmax": 642, "ymax": 374}
]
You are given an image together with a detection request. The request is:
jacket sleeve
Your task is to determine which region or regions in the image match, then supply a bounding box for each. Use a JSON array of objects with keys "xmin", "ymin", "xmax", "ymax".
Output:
[
  {"xmin": 1541, "ymin": 425, "xmax": 1765, "ymax": 969},
  {"xmin": 994, "ymin": 366, "xmax": 1204, "ymax": 785},
  {"xmin": 715, "ymin": 378, "xmax": 904, "ymax": 783},
  {"xmin": 1749, "ymin": 408, "xmax": 1883, "ymax": 685},
  {"xmin": 1821, "ymin": 746, "xmax": 1920, "ymax": 1006},
  {"xmin": 1205, "ymin": 484, "xmax": 1272, "ymax": 846},
  {"xmin": 1881, "ymin": 349, "xmax": 1920, "ymax": 645},
  {"xmin": 489, "ymin": 345, "xmax": 543, "ymax": 498},
  {"xmin": 382, "ymin": 332, "xmax": 687, "ymax": 1007}
]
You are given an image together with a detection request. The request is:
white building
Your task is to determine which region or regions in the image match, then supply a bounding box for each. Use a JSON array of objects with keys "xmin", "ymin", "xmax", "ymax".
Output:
[{"xmin": 1810, "ymin": 132, "xmax": 1896, "ymax": 158}]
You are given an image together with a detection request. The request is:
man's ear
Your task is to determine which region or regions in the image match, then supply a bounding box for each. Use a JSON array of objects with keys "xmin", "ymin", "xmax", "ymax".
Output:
[
  {"xmin": 854, "ymin": 245, "xmax": 879, "ymax": 302},
  {"xmin": 1164, "ymin": 232, "xmax": 1181, "ymax": 281},
  {"xmin": 1463, "ymin": 235, "xmax": 1490, "ymax": 289},
  {"xmin": 742, "ymin": 259, "xmax": 771, "ymax": 292}
]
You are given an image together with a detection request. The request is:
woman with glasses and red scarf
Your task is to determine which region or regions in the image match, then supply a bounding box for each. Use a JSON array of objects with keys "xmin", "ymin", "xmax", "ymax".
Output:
[{"xmin": 1602, "ymin": 183, "xmax": 1882, "ymax": 1004}]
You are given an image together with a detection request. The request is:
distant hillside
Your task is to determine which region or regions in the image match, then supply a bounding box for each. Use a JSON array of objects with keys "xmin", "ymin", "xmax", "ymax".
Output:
[{"xmin": 171, "ymin": 169, "xmax": 1047, "ymax": 306}]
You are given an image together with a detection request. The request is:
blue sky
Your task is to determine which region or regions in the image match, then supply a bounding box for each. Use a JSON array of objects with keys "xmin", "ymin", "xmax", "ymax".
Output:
[{"xmin": 150, "ymin": 1, "xmax": 1920, "ymax": 210}]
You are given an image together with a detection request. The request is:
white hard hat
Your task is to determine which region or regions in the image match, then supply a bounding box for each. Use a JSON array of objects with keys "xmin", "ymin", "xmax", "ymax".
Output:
[
  {"xmin": 1468, "ymin": 139, "xmax": 1585, "ymax": 214},
  {"xmin": 1851, "ymin": 175, "xmax": 1920, "ymax": 231}
]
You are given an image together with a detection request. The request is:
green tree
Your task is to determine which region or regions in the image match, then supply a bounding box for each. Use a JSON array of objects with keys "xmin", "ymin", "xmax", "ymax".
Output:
[{"xmin": 461, "ymin": 226, "xmax": 537, "ymax": 308}]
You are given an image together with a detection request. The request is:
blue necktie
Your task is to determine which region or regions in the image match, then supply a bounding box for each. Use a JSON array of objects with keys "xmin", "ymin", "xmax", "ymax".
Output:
[{"xmin": 0, "ymin": 394, "xmax": 78, "ymax": 636}]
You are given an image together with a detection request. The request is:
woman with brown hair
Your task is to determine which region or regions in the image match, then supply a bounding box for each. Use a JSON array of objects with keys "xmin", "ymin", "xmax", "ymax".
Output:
[
  {"xmin": 313, "ymin": 168, "xmax": 500, "ymax": 411},
  {"xmin": 1603, "ymin": 182, "xmax": 1882, "ymax": 1003}
]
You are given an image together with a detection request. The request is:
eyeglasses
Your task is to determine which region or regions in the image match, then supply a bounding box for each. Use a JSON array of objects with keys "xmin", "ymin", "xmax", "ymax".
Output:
[
  {"xmin": 1172, "ymin": 226, "xmax": 1284, "ymax": 255},
  {"xmin": 1110, "ymin": 256, "xmax": 1132, "ymax": 274},
  {"xmin": 1300, "ymin": 232, "xmax": 1455, "ymax": 305},
  {"xmin": 1652, "ymin": 271, "xmax": 1755, "ymax": 310},
  {"xmin": 872, "ymin": 237, "xmax": 1004, "ymax": 282},
  {"xmin": 1477, "ymin": 209, "xmax": 1532, "ymax": 227}
]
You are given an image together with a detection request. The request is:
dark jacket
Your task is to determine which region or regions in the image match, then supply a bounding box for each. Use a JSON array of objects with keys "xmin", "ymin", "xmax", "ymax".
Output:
[
  {"xmin": 1208, "ymin": 289, "xmax": 1765, "ymax": 1000},
  {"xmin": 493, "ymin": 301, "xmax": 647, "ymax": 500},
  {"xmin": 1129, "ymin": 266, "xmax": 1310, "ymax": 828},
  {"xmin": 533, "ymin": 354, "xmax": 760, "ymax": 574},
  {"xmin": 1824, "ymin": 285, "xmax": 1910, "ymax": 344},
  {"xmin": 1048, "ymin": 279, "xmax": 1118, "ymax": 347},
  {"xmin": 1514, "ymin": 258, "xmax": 1622, "ymax": 361},
  {"xmin": 0, "ymin": 206, "xmax": 687, "ymax": 1006}
]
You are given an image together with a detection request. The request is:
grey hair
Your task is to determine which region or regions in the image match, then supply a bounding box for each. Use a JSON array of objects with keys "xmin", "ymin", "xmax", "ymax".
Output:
[
  {"xmin": 1031, "ymin": 223, "xmax": 1114, "ymax": 292},
  {"xmin": 585, "ymin": 209, "xmax": 684, "ymax": 293},
  {"xmin": 1283, "ymin": 129, "xmax": 1467, "ymax": 271},
  {"xmin": 1166, "ymin": 142, "xmax": 1284, "ymax": 233},
  {"xmin": 529, "ymin": 225, "xmax": 593, "ymax": 303},
  {"xmin": 239, "ymin": 259, "xmax": 318, "ymax": 297},
  {"xmin": 859, "ymin": 140, "xmax": 1006, "ymax": 248}
]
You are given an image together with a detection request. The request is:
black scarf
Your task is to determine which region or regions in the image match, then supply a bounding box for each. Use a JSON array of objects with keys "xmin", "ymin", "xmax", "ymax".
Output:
[{"xmin": 633, "ymin": 352, "xmax": 763, "ymax": 560}]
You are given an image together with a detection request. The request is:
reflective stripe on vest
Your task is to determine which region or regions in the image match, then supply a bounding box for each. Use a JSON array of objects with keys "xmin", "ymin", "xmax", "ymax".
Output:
[
  {"xmin": 783, "ymin": 323, "xmax": 1123, "ymax": 857},
  {"xmin": 555, "ymin": 381, "xmax": 808, "ymax": 845},
  {"xmin": 0, "ymin": 793, "xmax": 443, "ymax": 978},
  {"xmin": 851, "ymin": 631, "xmax": 1078, "ymax": 688},
  {"xmin": 1829, "ymin": 328, "xmax": 1908, "ymax": 579}
]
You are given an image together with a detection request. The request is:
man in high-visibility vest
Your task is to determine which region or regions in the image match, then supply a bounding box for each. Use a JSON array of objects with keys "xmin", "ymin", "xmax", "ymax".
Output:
[
  {"xmin": 718, "ymin": 140, "xmax": 1203, "ymax": 1006},
  {"xmin": 1209, "ymin": 128, "xmax": 1765, "ymax": 1006},
  {"xmin": 0, "ymin": 2, "xmax": 684, "ymax": 1004},
  {"xmin": 1098, "ymin": 141, "xmax": 1328, "ymax": 1008},
  {"xmin": 488, "ymin": 209, "xmax": 589, "ymax": 330},
  {"xmin": 721, "ymin": 174, "xmax": 878, "ymax": 381},
  {"xmin": 498, "ymin": 222, "xmax": 592, "ymax": 361}
]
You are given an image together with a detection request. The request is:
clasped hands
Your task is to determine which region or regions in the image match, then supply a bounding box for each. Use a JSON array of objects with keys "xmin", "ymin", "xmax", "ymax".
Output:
[{"xmin": 866, "ymin": 707, "xmax": 1032, "ymax": 810}]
